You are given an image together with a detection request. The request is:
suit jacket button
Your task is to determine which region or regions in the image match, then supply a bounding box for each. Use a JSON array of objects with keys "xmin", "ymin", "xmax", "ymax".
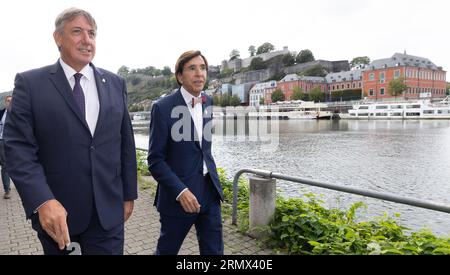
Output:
[{"xmin": 90, "ymin": 145, "xmax": 95, "ymax": 150}]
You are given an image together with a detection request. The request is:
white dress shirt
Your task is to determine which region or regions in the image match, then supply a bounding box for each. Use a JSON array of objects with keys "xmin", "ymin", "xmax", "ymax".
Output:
[
  {"xmin": 176, "ymin": 87, "xmax": 208, "ymax": 200},
  {"xmin": 59, "ymin": 59, "xmax": 100, "ymax": 136}
]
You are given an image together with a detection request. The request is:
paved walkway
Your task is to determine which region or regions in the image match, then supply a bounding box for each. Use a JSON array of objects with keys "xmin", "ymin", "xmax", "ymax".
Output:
[{"xmin": 0, "ymin": 184, "xmax": 275, "ymax": 255}]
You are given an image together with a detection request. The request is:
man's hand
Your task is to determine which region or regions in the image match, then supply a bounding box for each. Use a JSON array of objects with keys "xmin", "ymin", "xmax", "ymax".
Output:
[
  {"xmin": 124, "ymin": 200, "xmax": 134, "ymax": 222},
  {"xmin": 37, "ymin": 199, "xmax": 70, "ymax": 250},
  {"xmin": 178, "ymin": 190, "xmax": 201, "ymax": 213}
]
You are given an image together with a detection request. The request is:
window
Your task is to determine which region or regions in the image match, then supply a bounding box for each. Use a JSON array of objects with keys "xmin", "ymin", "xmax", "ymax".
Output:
[
  {"xmin": 379, "ymin": 72, "xmax": 385, "ymax": 83},
  {"xmin": 380, "ymin": 88, "xmax": 385, "ymax": 95},
  {"xmin": 394, "ymin": 70, "xmax": 400, "ymax": 79},
  {"xmin": 376, "ymin": 105, "xmax": 388, "ymax": 109},
  {"xmin": 390, "ymin": 105, "xmax": 403, "ymax": 109},
  {"xmin": 406, "ymin": 112, "xmax": 420, "ymax": 116},
  {"xmin": 369, "ymin": 89, "xmax": 374, "ymax": 96},
  {"xmin": 369, "ymin": 73, "xmax": 375, "ymax": 81}
]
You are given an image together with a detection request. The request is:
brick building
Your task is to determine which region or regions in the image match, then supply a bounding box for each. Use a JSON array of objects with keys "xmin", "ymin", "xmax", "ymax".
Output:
[{"xmin": 362, "ymin": 53, "xmax": 447, "ymax": 100}]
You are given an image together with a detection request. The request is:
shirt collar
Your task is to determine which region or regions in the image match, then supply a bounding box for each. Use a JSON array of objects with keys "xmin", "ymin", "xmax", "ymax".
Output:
[
  {"xmin": 59, "ymin": 58, "xmax": 94, "ymax": 82},
  {"xmin": 180, "ymin": 86, "xmax": 203, "ymax": 107}
]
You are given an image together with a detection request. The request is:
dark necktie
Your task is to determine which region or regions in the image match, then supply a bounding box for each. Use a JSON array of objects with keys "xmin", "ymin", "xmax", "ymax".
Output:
[{"xmin": 73, "ymin": 73, "xmax": 86, "ymax": 117}]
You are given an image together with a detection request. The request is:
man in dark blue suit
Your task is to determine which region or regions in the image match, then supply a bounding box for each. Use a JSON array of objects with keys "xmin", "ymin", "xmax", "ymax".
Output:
[
  {"xmin": 4, "ymin": 8, "xmax": 137, "ymax": 255},
  {"xmin": 148, "ymin": 51, "xmax": 223, "ymax": 255}
]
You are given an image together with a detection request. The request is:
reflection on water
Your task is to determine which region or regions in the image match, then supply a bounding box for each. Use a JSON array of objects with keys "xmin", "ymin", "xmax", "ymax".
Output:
[{"xmin": 134, "ymin": 119, "xmax": 450, "ymax": 236}]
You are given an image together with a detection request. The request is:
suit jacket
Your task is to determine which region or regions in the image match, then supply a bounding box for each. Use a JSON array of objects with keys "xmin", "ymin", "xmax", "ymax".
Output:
[
  {"xmin": 148, "ymin": 89, "xmax": 223, "ymax": 217},
  {"xmin": 4, "ymin": 61, "xmax": 137, "ymax": 235},
  {"xmin": 0, "ymin": 108, "xmax": 6, "ymax": 121}
]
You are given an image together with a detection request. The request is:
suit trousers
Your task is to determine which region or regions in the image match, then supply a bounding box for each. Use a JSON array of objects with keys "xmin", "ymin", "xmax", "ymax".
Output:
[
  {"xmin": 0, "ymin": 140, "xmax": 10, "ymax": 192},
  {"xmin": 155, "ymin": 174, "xmax": 223, "ymax": 255}
]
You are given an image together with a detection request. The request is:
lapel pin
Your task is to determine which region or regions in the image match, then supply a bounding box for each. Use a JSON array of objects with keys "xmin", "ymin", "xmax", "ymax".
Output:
[{"xmin": 102, "ymin": 78, "xmax": 106, "ymax": 83}]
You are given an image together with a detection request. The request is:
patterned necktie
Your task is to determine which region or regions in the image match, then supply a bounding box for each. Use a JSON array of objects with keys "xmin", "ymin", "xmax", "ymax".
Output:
[
  {"xmin": 73, "ymin": 73, "xmax": 86, "ymax": 117},
  {"xmin": 191, "ymin": 95, "xmax": 206, "ymax": 108}
]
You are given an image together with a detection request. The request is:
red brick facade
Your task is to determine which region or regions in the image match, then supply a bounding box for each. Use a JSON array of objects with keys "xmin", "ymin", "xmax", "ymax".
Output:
[{"xmin": 363, "ymin": 67, "xmax": 446, "ymax": 100}]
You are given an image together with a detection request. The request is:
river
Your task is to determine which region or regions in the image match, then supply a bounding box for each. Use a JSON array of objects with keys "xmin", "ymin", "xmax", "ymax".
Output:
[{"xmin": 133, "ymin": 118, "xmax": 450, "ymax": 236}]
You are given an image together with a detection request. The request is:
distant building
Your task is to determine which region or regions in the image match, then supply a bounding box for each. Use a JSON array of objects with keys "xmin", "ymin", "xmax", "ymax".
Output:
[
  {"xmin": 249, "ymin": 81, "xmax": 277, "ymax": 107},
  {"xmin": 265, "ymin": 74, "xmax": 327, "ymax": 103},
  {"xmin": 326, "ymin": 70, "xmax": 363, "ymax": 101},
  {"xmin": 362, "ymin": 53, "xmax": 447, "ymax": 100},
  {"xmin": 220, "ymin": 83, "xmax": 233, "ymax": 95},
  {"xmin": 231, "ymin": 82, "xmax": 255, "ymax": 105}
]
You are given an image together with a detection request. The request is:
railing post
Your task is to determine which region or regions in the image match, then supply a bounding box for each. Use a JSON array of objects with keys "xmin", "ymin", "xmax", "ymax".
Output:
[{"xmin": 248, "ymin": 175, "xmax": 276, "ymax": 238}]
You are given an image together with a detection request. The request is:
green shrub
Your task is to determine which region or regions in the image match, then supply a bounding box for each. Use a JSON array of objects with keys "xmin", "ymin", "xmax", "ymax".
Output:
[{"xmin": 219, "ymin": 170, "xmax": 450, "ymax": 255}]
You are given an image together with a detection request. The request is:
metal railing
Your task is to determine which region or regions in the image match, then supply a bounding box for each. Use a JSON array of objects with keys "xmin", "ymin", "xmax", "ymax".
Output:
[{"xmin": 232, "ymin": 168, "xmax": 450, "ymax": 225}]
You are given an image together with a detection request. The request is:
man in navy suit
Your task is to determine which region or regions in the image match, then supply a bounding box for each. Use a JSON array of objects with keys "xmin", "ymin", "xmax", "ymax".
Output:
[
  {"xmin": 148, "ymin": 50, "xmax": 223, "ymax": 255},
  {"xmin": 4, "ymin": 7, "xmax": 137, "ymax": 255}
]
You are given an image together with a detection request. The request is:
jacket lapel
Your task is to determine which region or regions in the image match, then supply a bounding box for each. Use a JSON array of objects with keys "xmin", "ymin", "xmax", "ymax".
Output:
[{"xmin": 48, "ymin": 62, "xmax": 91, "ymax": 134}]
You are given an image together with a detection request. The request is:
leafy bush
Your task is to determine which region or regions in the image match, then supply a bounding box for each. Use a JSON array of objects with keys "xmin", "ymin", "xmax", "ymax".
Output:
[
  {"xmin": 220, "ymin": 171, "xmax": 450, "ymax": 255},
  {"xmin": 136, "ymin": 150, "xmax": 150, "ymax": 176}
]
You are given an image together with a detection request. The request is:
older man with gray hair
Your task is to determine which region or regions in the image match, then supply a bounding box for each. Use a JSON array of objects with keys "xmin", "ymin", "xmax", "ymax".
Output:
[{"xmin": 4, "ymin": 7, "xmax": 137, "ymax": 255}]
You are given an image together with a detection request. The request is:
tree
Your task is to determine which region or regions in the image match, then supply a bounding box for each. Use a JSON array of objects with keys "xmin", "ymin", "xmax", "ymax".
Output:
[
  {"xmin": 117, "ymin": 65, "xmax": 129, "ymax": 78},
  {"xmin": 259, "ymin": 97, "xmax": 265, "ymax": 105},
  {"xmin": 229, "ymin": 49, "xmax": 240, "ymax": 61},
  {"xmin": 212, "ymin": 95, "xmax": 221, "ymax": 106},
  {"xmin": 282, "ymin": 53, "xmax": 296, "ymax": 66},
  {"xmin": 446, "ymin": 83, "xmax": 450, "ymax": 95},
  {"xmin": 249, "ymin": 57, "xmax": 266, "ymax": 70},
  {"xmin": 248, "ymin": 45, "xmax": 256, "ymax": 57},
  {"xmin": 230, "ymin": 95, "xmax": 241, "ymax": 106},
  {"xmin": 220, "ymin": 94, "xmax": 230, "ymax": 107},
  {"xmin": 308, "ymin": 87, "xmax": 325, "ymax": 102},
  {"xmin": 256, "ymin": 42, "xmax": 275, "ymax": 55},
  {"xmin": 296, "ymin": 49, "xmax": 315, "ymax": 63},
  {"xmin": 291, "ymin": 87, "xmax": 307, "ymax": 100},
  {"xmin": 161, "ymin": 66, "xmax": 172, "ymax": 76},
  {"xmin": 388, "ymin": 77, "xmax": 408, "ymax": 99},
  {"xmin": 271, "ymin": 89, "xmax": 285, "ymax": 103},
  {"xmin": 350, "ymin": 56, "xmax": 370, "ymax": 68},
  {"xmin": 301, "ymin": 65, "xmax": 327, "ymax": 77}
]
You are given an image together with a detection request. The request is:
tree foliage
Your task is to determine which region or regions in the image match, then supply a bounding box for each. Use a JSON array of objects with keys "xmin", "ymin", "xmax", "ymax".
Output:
[
  {"xmin": 388, "ymin": 77, "xmax": 408, "ymax": 98},
  {"xmin": 230, "ymin": 95, "xmax": 241, "ymax": 106},
  {"xmin": 301, "ymin": 65, "xmax": 328, "ymax": 77},
  {"xmin": 229, "ymin": 49, "xmax": 240, "ymax": 61},
  {"xmin": 117, "ymin": 65, "xmax": 130, "ymax": 78},
  {"xmin": 248, "ymin": 45, "xmax": 256, "ymax": 57},
  {"xmin": 271, "ymin": 89, "xmax": 285, "ymax": 103},
  {"xmin": 308, "ymin": 86, "xmax": 325, "ymax": 102},
  {"xmin": 249, "ymin": 57, "xmax": 266, "ymax": 70},
  {"xmin": 256, "ymin": 42, "xmax": 275, "ymax": 55},
  {"xmin": 161, "ymin": 66, "xmax": 172, "ymax": 76},
  {"xmin": 291, "ymin": 86, "xmax": 307, "ymax": 100},
  {"xmin": 296, "ymin": 49, "xmax": 315, "ymax": 63},
  {"xmin": 350, "ymin": 56, "xmax": 370, "ymax": 68},
  {"xmin": 282, "ymin": 53, "xmax": 296, "ymax": 66}
]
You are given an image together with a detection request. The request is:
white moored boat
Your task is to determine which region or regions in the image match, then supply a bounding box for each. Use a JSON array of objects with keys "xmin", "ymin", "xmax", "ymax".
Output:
[
  {"xmin": 249, "ymin": 100, "xmax": 333, "ymax": 120},
  {"xmin": 340, "ymin": 96, "xmax": 450, "ymax": 119}
]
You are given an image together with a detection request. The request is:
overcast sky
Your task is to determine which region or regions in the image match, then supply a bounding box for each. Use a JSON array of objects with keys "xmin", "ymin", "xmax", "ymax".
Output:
[{"xmin": 0, "ymin": 0, "xmax": 448, "ymax": 92}]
